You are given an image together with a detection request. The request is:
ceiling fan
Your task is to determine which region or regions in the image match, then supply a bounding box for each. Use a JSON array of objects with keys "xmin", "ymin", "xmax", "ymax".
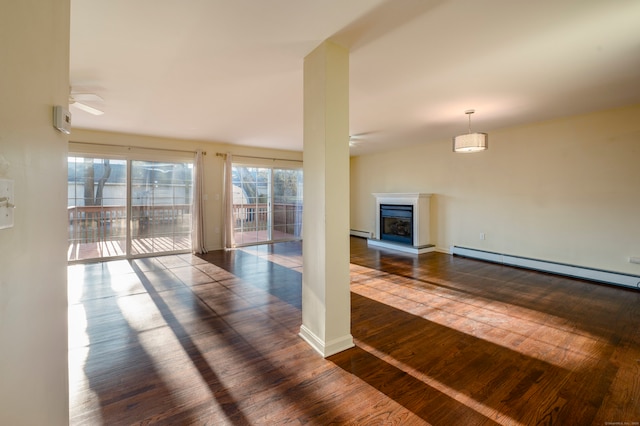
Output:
[
  {"xmin": 349, "ymin": 130, "xmax": 389, "ymax": 147},
  {"xmin": 69, "ymin": 92, "xmax": 104, "ymax": 115}
]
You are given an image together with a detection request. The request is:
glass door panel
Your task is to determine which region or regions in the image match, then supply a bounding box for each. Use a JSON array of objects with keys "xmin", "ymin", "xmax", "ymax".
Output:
[
  {"xmin": 131, "ymin": 160, "xmax": 193, "ymax": 256},
  {"xmin": 67, "ymin": 157, "xmax": 127, "ymax": 262},
  {"xmin": 272, "ymin": 168, "xmax": 303, "ymax": 240},
  {"xmin": 232, "ymin": 166, "xmax": 271, "ymax": 245},
  {"xmin": 231, "ymin": 165, "xmax": 302, "ymax": 245}
]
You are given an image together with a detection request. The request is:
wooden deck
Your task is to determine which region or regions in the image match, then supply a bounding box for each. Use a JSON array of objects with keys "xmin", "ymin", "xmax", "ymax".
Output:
[
  {"xmin": 67, "ymin": 231, "xmax": 298, "ymax": 261},
  {"xmin": 67, "ymin": 236, "xmax": 191, "ymax": 261},
  {"xmin": 68, "ymin": 237, "xmax": 640, "ymax": 424},
  {"xmin": 232, "ymin": 229, "xmax": 300, "ymax": 246}
]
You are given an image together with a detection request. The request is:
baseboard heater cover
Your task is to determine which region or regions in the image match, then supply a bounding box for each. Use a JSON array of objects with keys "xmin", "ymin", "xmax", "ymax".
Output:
[
  {"xmin": 452, "ymin": 246, "xmax": 640, "ymax": 290},
  {"xmin": 350, "ymin": 229, "xmax": 372, "ymax": 239}
]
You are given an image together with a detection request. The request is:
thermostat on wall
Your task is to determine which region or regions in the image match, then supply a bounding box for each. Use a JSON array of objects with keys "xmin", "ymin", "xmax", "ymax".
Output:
[{"xmin": 53, "ymin": 105, "xmax": 72, "ymax": 134}]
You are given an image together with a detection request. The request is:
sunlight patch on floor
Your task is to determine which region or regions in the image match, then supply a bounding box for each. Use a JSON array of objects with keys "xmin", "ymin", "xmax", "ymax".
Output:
[
  {"xmin": 350, "ymin": 264, "xmax": 603, "ymax": 370},
  {"xmin": 354, "ymin": 337, "xmax": 527, "ymax": 426},
  {"xmin": 238, "ymin": 244, "xmax": 303, "ymax": 269},
  {"xmin": 136, "ymin": 328, "xmax": 217, "ymax": 408},
  {"xmin": 68, "ymin": 346, "xmax": 102, "ymax": 423},
  {"xmin": 68, "ymin": 304, "xmax": 90, "ymax": 348}
]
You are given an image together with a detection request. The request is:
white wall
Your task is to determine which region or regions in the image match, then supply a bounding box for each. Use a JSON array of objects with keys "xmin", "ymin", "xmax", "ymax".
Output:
[
  {"xmin": 0, "ymin": 1, "xmax": 70, "ymax": 424},
  {"xmin": 70, "ymin": 129, "xmax": 303, "ymax": 251},
  {"xmin": 351, "ymin": 104, "xmax": 640, "ymax": 276}
]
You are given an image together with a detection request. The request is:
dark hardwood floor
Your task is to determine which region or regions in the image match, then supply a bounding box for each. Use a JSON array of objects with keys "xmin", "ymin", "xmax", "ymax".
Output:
[{"xmin": 68, "ymin": 237, "xmax": 640, "ymax": 425}]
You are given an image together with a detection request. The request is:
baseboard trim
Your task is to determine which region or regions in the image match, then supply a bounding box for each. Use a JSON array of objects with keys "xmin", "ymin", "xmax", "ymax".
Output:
[
  {"xmin": 436, "ymin": 246, "xmax": 452, "ymax": 254},
  {"xmin": 350, "ymin": 229, "xmax": 372, "ymax": 239},
  {"xmin": 452, "ymin": 246, "xmax": 640, "ymax": 290},
  {"xmin": 299, "ymin": 325, "xmax": 354, "ymax": 358}
]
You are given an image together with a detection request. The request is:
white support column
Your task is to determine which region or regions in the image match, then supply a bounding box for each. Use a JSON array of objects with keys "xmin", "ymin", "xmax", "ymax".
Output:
[{"xmin": 299, "ymin": 40, "xmax": 354, "ymax": 357}]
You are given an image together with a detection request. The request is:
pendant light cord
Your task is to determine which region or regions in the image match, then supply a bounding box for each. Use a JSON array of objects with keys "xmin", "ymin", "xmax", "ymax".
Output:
[{"xmin": 465, "ymin": 109, "xmax": 475, "ymax": 134}]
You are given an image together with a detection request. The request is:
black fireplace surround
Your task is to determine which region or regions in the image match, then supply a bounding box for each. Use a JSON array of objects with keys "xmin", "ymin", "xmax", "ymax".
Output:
[{"xmin": 380, "ymin": 204, "xmax": 413, "ymax": 245}]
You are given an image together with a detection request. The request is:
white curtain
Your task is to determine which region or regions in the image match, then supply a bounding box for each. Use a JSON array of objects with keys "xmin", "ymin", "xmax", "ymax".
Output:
[
  {"xmin": 191, "ymin": 150, "xmax": 207, "ymax": 254},
  {"xmin": 222, "ymin": 152, "xmax": 236, "ymax": 249}
]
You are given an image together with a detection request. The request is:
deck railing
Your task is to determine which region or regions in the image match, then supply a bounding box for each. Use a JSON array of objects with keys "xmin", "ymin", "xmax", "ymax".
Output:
[
  {"xmin": 68, "ymin": 204, "xmax": 191, "ymax": 243},
  {"xmin": 233, "ymin": 203, "xmax": 302, "ymax": 237},
  {"xmin": 68, "ymin": 202, "xmax": 302, "ymax": 244}
]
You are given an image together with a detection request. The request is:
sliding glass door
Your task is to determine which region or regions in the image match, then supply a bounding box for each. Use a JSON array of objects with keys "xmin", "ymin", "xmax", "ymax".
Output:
[
  {"xmin": 130, "ymin": 160, "xmax": 193, "ymax": 256},
  {"xmin": 67, "ymin": 156, "xmax": 193, "ymax": 262},
  {"xmin": 231, "ymin": 165, "xmax": 302, "ymax": 245}
]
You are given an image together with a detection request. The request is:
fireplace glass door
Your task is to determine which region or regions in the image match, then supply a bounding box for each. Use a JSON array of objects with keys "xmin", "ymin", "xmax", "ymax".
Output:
[{"xmin": 380, "ymin": 204, "xmax": 413, "ymax": 245}]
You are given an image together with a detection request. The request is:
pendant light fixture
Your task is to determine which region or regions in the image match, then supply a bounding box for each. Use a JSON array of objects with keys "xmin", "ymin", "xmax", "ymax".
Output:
[{"xmin": 453, "ymin": 109, "xmax": 487, "ymax": 153}]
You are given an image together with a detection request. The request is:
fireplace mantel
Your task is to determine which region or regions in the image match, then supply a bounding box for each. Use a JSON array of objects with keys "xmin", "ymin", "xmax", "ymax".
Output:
[{"xmin": 369, "ymin": 193, "xmax": 434, "ymax": 254}]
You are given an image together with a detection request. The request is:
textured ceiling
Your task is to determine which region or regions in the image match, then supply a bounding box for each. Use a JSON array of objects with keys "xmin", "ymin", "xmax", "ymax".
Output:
[{"xmin": 70, "ymin": 0, "xmax": 640, "ymax": 155}]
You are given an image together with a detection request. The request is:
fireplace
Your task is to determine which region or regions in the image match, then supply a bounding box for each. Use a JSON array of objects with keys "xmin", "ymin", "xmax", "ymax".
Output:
[
  {"xmin": 367, "ymin": 193, "xmax": 435, "ymax": 254},
  {"xmin": 380, "ymin": 204, "xmax": 413, "ymax": 245}
]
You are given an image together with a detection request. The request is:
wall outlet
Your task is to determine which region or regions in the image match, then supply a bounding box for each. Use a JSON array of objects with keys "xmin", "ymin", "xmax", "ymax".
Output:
[
  {"xmin": 629, "ymin": 257, "xmax": 640, "ymax": 264},
  {"xmin": 480, "ymin": 232, "xmax": 486, "ymax": 240}
]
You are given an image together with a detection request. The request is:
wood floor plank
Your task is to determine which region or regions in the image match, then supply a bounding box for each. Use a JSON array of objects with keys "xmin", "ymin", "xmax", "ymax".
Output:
[{"xmin": 69, "ymin": 237, "xmax": 640, "ymax": 425}]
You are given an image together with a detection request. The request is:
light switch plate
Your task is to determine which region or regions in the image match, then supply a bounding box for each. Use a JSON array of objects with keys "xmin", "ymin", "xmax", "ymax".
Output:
[{"xmin": 0, "ymin": 178, "xmax": 15, "ymax": 229}]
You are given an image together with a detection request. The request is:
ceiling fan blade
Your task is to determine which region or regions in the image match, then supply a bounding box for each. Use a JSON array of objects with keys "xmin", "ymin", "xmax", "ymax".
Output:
[
  {"xmin": 71, "ymin": 101, "xmax": 104, "ymax": 116},
  {"xmin": 71, "ymin": 93, "xmax": 104, "ymax": 102},
  {"xmin": 349, "ymin": 130, "xmax": 388, "ymax": 144}
]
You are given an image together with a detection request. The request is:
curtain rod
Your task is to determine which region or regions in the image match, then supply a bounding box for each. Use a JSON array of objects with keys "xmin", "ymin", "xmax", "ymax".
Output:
[
  {"xmin": 70, "ymin": 141, "xmax": 206, "ymax": 155},
  {"xmin": 216, "ymin": 152, "xmax": 302, "ymax": 163}
]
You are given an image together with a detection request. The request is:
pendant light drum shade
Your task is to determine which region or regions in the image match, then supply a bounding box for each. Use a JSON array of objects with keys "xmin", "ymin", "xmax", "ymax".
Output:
[
  {"xmin": 453, "ymin": 132, "xmax": 488, "ymax": 152},
  {"xmin": 453, "ymin": 109, "xmax": 488, "ymax": 153}
]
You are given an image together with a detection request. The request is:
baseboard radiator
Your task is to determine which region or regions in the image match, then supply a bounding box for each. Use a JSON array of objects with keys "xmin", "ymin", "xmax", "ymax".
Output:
[
  {"xmin": 350, "ymin": 229, "xmax": 372, "ymax": 239},
  {"xmin": 452, "ymin": 246, "xmax": 640, "ymax": 290}
]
